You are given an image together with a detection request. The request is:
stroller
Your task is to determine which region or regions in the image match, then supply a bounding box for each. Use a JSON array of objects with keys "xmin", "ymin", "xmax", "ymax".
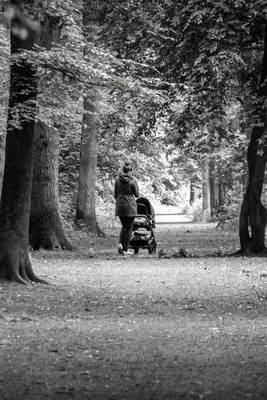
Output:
[{"xmin": 129, "ymin": 197, "xmax": 157, "ymax": 254}]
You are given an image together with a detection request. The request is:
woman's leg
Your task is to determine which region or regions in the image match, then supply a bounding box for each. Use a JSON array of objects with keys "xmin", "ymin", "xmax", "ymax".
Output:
[
  {"xmin": 123, "ymin": 217, "xmax": 135, "ymax": 251},
  {"xmin": 119, "ymin": 217, "xmax": 134, "ymax": 252},
  {"xmin": 119, "ymin": 217, "xmax": 127, "ymax": 251}
]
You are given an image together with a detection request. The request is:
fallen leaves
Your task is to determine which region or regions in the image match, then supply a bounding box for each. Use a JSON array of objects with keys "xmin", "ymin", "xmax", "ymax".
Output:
[
  {"xmin": 0, "ymin": 311, "xmax": 8, "ymax": 320},
  {"xmin": 0, "ymin": 338, "xmax": 12, "ymax": 346},
  {"xmin": 158, "ymin": 248, "xmax": 190, "ymax": 258}
]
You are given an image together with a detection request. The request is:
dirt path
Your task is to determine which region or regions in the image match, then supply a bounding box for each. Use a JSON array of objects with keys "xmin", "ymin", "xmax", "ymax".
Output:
[{"xmin": 0, "ymin": 223, "xmax": 266, "ymax": 400}]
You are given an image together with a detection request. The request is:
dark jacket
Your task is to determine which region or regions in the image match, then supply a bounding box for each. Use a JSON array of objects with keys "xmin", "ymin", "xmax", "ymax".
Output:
[{"xmin": 114, "ymin": 173, "xmax": 139, "ymax": 217}]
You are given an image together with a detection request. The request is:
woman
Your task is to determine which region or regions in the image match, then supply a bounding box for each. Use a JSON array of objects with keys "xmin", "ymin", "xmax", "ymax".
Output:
[{"xmin": 114, "ymin": 162, "xmax": 139, "ymax": 255}]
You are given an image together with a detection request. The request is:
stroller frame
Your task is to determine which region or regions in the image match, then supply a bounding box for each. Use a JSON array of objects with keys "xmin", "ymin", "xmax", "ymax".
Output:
[{"xmin": 129, "ymin": 197, "xmax": 157, "ymax": 254}]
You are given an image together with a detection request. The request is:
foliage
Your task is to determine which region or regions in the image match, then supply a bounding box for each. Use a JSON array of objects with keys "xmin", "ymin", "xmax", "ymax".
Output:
[
  {"xmin": 52, "ymin": 0, "xmax": 267, "ymax": 225},
  {"xmin": 2, "ymin": 0, "xmax": 267, "ymax": 229}
]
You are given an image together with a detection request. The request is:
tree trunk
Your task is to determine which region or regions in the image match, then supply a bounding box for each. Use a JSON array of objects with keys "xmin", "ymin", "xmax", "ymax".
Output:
[
  {"xmin": 218, "ymin": 182, "xmax": 225, "ymax": 206},
  {"xmin": 29, "ymin": 15, "xmax": 72, "ymax": 250},
  {"xmin": 239, "ymin": 127, "xmax": 267, "ymax": 253},
  {"xmin": 75, "ymin": 94, "xmax": 105, "ymax": 236},
  {"xmin": 76, "ymin": 1, "xmax": 104, "ymax": 236},
  {"xmin": 239, "ymin": 22, "xmax": 267, "ymax": 254},
  {"xmin": 0, "ymin": 21, "xmax": 10, "ymax": 195},
  {"xmin": 30, "ymin": 121, "xmax": 72, "ymax": 250},
  {"xmin": 0, "ymin": 8, "xmax": 45, "ymax": 283},
  {"xmin": 209, "ymin": 158, "xmax": 219, "ymax": 216},
  {"xmin": 201, "ymin": 158, "xmax": 211, "ymax": 221},
  {"xmin": 189, "ymin": 179, "xmax": 195, "ymax": 205}
]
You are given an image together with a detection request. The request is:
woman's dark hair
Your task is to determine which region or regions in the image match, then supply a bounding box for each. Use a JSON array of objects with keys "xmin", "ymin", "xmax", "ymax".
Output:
[{"xmin": 123, "ymin": 162, "xmax": 132, "ymax": 173}]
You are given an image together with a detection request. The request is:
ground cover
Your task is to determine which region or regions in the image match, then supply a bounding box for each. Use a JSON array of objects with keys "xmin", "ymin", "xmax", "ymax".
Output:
[{"xmin": 0, "ymin": 223, "xmax": 266, "ymax": 400}]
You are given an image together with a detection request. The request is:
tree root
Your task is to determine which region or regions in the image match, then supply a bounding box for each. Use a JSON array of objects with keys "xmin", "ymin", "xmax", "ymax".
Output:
[
  {"xmin": 96, "ymin": 222, "xmax": 106, "ymax": 238},
  {"xmin": 30, "ymin": 212, "xmax": 73, "ymax": 251},
  {"xmin": 59, "ymin": 237, "xmax": 73, "ymax": 251},
  {"xmin": 30, "ymin": 228, "xmax": 73, "ymax": 251},
  {"xmin": 0, "ymin": 250, "xmax": 48, "ymax": 284},
  {"xmin": 75, "ymin": 212, "xmax": 105, "ymax": 238},
  {"xmin": 231, "ymin": 247, "xmax": 267, "ymax": 257}
]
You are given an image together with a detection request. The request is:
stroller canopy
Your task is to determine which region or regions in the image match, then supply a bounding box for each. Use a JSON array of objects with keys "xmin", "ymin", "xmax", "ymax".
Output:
[{"xmin": 136, "ymin": 197, "xmax": 155, "ymax": 217}]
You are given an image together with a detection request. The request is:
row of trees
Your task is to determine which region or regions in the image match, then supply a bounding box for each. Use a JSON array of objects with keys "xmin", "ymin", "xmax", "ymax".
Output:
[
  {"xmin": 148, "ymin": 0, "xmax": 267, "ymax": 252},
  {"xmin": 0, "ymin": 0, "xmax": 178, "ymax": 282},
  {"xmin": 0, "ymin": 0, "xmax": 266, "ymax": 283}
]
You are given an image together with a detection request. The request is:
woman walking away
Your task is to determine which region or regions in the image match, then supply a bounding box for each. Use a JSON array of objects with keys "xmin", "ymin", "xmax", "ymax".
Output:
[{"xmin": 114, "ymin": 162, "xmax": 139, "ymax": 255}]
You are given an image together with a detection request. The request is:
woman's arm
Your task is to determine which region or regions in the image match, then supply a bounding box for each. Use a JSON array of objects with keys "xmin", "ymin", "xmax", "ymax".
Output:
[
  {"xmin": 114, "ymin": 180, "xmax": 118, "ymax": 199},
  {"xmin": 132, "ymin": 180, "xmax": 139, "ymax": 198}
]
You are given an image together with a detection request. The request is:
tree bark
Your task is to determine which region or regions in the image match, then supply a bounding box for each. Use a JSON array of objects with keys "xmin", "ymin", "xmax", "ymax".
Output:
[
  {"xmin": 218, "ymin": 182, "xmax": 225, "ymax": 206},
  {"xmin": 239, "ymin": 21, "xmax": 267, "ymax": 254},
  {"xmin": 29, "ymin": 15, "xmax": 72, "ymax": 250},
  {"xmin": 209, "ymin": 158, "xmax": 219, "ymax": 216},
  {"xmin": 0, "ymin": 8, "xmax": 45, "ymax": 283},
  {"xmin": 0, "ymin": 21, "xmax": 10, "ymax": 195},
  {"xmin": 201, "ymin": 158, "xmax": 211, "ymax": 221},
  {"xmin": 189, "ymin": 179, "xmax": 195, "ymax": 205},
  {"xmin": 239, "ymin": 127, "xmax": 267, "ymax": 253},
  {"xmin": 75, "ymin": 94, "xmax": 105, "ymax": 236},
  {"xmin": 30, "ymin": 121, "xmax": 72, "ymax": 250},
  {"xmin": 75, "ymin": 1, "xmax": 104, "ymax": 236}
]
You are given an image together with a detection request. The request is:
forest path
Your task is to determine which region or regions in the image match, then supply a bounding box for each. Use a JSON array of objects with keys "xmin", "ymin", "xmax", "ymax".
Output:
[
  {"xmin": 0, "ymin": 224, "xmax": 266, "ymax": 400},
  {"xmin": 154, "ymin": 204, "xmax": 192, "ymax": 225},
  {"xmin": 155, "ymin": 213, "xmax": 192, "ymax": 225}
]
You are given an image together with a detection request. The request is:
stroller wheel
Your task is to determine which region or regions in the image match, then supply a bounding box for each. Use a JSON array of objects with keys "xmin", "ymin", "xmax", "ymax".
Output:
[
  {"xmin": 134, "ymin": 248, "xmax": 139, "ymax": 254},
  {"xmin": 148, "ymin": 240, "xmax": 157, "ymax": 254},
  {"xmin": 148, "ymin": 241, "xmax": 153, "ymax": 254}
]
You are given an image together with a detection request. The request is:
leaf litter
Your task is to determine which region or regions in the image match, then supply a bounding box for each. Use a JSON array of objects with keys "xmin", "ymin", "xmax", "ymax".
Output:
[{"xmin": 0, "ymin": 223, "xmax": 266, "ymax": 399}]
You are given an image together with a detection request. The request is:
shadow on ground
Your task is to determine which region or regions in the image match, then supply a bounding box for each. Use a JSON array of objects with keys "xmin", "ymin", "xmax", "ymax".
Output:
[{"xmin": 0, "ymin": 223, "xmax": 266, "ymax": 399}]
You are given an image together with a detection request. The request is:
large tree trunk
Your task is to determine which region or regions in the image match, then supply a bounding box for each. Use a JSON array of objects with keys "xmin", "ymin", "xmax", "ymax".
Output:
[
  {"xmin": 209, "ymin": 158, "xmax": 219, "ymax": 216},
  {"xmin": 201, "ymin": 158, "xmax": 211, "ymax": 221},
  {"xmin": 0, "ymin": 7, "xmax": 45, "ymax": 283},
  {"xmin": 30, "ymin": 121, "xmax": 72, "ymax": 250},
  {"xmin": 0, "ymin": 21, "xmax": 10, "ymax": 195},
  {"xmin": 218, "ymin": 182, "xmax": 225, "ymax": 206},
  {"xmin": 239, "ymin": 127, "xmax": 267, "ymax": 253},
  {"xmin": 75, "ymin": 94, "xmax": 105, "ymax": 236},
  {"xmin": 29, "ymin": 15, "xmax": 72, "ymax": 250},
  {"xmin": 239, "ymin": 22, "xmax": 267, "ymax": 254}
]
